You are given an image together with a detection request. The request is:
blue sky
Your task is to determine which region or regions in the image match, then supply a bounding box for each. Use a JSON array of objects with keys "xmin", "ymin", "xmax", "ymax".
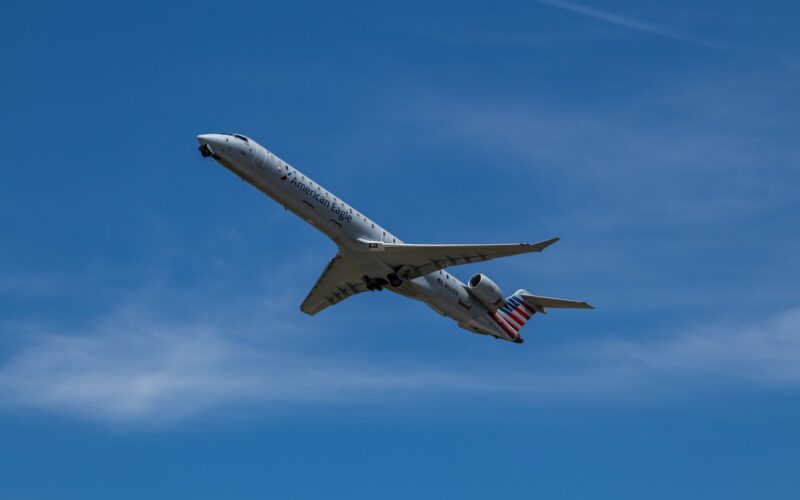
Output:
[{"xmin": 1, "ymin": 0, "xmax": 799, "ymax": 497}]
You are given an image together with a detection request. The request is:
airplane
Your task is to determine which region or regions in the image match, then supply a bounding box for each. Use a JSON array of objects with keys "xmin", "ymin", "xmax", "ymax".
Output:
[{"xmin": 197, "ymin": 133, "xmax": 593, "ymax": 344}]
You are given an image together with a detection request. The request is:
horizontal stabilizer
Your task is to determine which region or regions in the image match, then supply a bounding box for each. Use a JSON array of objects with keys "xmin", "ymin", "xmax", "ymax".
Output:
[{"xmin": 520, "ymin": 293, "xmax": 594, "ymax": 313}]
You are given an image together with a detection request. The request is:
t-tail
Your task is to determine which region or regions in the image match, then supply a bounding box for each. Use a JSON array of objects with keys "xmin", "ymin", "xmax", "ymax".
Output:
[{"xmin": 491, "ymin": 289, "xmax": 595, "ymax": 343}]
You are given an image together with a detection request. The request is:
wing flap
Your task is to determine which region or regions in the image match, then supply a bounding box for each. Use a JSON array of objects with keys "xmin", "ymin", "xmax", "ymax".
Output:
[
  {"xmin": 300, "ymin": 254, "xmax": 369, "ymax": 315},
  {"xmin": 377, "ymin": 237, "xmax": 560, "ymax": 279}
]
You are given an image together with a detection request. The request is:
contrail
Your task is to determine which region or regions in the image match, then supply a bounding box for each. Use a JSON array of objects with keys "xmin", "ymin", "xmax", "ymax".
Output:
[{"xmin": 531, "ymin": 0, "xmax": 798, "ymax": 68}]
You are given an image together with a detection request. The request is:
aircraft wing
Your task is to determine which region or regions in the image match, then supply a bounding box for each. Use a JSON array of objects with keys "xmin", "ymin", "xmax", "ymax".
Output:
[
  {"xmin": 300, "ymin": 254, "xmax": 369, "ymax": 315},
  {"xmin": 520, "ymin": 293, "xmax": 594, "ymax": 313},
  {"xmin": 375, "ymin": 237, "xmax": 560, "ymax": 279}
]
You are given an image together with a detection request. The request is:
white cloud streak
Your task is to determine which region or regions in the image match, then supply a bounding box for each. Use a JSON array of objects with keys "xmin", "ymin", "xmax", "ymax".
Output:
[
  {"xmin": 531, "ymin": 0, "xmax": 799, "ymax": 67},
  {"xmin": 390, "ymin": 78, "xmax": 800, "ymax": 232},
  {"xmin": 589, "ymin": 308, "xmax": 800, "ymax": 387},
  {"xmin": 1, "ymin": 292, "xmax": 799, "ymax": 425},
  {"xmin": 532, "ymin": 0, "xmax": 727, "ymax": 50},
  {"xmin": 0, "ymin": 298, "xmax": 505, "ymax": 425}
]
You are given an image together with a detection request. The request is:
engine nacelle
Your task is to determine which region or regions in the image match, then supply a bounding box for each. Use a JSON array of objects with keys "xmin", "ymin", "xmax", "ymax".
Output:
[{"xmin": 467, "ymin": 273, "xmax": 506, "ymax": 310}]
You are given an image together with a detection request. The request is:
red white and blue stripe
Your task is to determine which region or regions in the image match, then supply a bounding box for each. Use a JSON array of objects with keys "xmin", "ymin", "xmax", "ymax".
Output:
[{"xmin": 487, "ymin": 292, "xmax": 535, "ymax": 339}]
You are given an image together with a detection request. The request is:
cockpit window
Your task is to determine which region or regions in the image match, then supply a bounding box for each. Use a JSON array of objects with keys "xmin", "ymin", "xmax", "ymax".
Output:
[{"xmin": 217, "ymin": 133, "xmax": 250, "ymax": 144}]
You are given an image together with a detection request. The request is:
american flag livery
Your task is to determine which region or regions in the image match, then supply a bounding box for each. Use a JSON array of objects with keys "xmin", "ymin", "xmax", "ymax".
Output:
[{"xmin": 487, "ymin": 290, "xmax": 535, "ymax": 340}]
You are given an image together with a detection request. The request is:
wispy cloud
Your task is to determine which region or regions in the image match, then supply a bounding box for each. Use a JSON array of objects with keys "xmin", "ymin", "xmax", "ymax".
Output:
[
  {"xmin": 590, "ymin": 308, "xmax": 800, "ymax": 387},
  {"xmin": 532, "ymin": 0, "xmax": 727, "ymax": 50},
  {"xmin": 1, "ymin": 281, "xmax": 799, "ymax": 425},
  {"xmin": 531, "ymin": 0, "xmax": 799, "ymax": 67},
  {"xmin": 388, "ymin": 78, "xmax": 800, "ymax": 231},
  {"xmin": 0, "ymin": 301, "xmax": 503, "ymax": 425}
]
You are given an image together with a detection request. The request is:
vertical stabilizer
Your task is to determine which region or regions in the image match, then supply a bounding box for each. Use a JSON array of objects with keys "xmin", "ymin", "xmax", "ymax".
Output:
[{"xmin": 492, "ymin": 289, "xmax": 536, "ymax": 337}]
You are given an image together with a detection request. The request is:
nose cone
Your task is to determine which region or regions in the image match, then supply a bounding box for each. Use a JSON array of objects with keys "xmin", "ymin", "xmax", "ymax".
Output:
[
  {"xmin": 197, "ymin": 133, "xmax": 224, "ymax": 158},
  {"xmin": 197, "ymin": 133, "xmax": 222, "ymax": 146}
]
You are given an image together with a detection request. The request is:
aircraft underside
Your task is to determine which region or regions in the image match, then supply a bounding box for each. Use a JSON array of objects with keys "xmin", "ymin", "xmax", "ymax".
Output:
[{"xmin": 196, "ymin": 132, "xmax": 593, "ymax": 344}]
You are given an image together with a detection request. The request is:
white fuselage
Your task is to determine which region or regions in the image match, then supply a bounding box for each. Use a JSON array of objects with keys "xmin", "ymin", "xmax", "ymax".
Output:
[{"xmin": 198, "ymin": 133, "xmax": 508, "ymax": 339}]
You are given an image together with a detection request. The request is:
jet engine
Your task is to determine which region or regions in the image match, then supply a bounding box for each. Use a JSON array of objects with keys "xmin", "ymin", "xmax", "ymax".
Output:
[{"xmin": 467, "ymin": 273, "xmax": 506, "ymax": 310}]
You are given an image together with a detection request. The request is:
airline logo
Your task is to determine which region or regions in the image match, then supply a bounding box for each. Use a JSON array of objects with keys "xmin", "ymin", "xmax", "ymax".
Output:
[{"xmin": 488, "ymin": 294, "xmax": 535, "ymax": 339}]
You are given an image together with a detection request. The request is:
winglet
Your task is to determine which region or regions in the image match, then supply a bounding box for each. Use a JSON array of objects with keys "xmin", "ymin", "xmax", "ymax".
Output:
[{"xmin": 528, "ymin": 236, "xmax": 560, "ymax": 252}]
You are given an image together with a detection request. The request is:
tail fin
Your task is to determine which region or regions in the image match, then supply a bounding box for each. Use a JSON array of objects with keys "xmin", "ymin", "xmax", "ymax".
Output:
[{"xmin": 494, "ymin": 289, "xmax": 537, "ymax": 334}]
